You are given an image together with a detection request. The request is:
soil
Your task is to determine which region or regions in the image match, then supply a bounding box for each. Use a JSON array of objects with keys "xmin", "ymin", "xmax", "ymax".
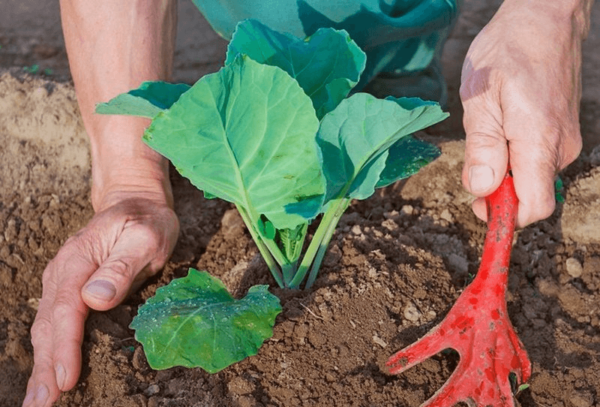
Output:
[{"xmin": 2, "ymin": 1, "xmax": 600, "ymax": 407}]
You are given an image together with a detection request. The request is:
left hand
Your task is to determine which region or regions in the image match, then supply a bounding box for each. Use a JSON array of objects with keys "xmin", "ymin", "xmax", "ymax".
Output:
[
  {"xmin": 460, "ymin": 0, "xmax": 589, "ymax": 227},
  {"xmin": 23, "ymin": 194, "xmax": 179, "ymax": 407}
]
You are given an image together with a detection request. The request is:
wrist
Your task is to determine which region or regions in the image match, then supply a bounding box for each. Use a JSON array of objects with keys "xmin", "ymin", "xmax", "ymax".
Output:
[
  {"xmin": 90, "ymin": 127, "xmax": 173, "ymax": 212},
  {"xmin": 91, "ymin": 156, "xmax": 173, "ymax": 213}
]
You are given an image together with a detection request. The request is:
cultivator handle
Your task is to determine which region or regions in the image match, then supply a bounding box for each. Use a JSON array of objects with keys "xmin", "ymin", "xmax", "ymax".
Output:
[{"xmin": 386, "ymin": 170, "xmax": 531, "ymax": 407}]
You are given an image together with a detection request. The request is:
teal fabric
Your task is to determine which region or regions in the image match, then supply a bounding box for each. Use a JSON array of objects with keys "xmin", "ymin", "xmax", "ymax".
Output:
[{"xmin": 192, "ymin": 0, "xmax": 460, "ymax": 100}]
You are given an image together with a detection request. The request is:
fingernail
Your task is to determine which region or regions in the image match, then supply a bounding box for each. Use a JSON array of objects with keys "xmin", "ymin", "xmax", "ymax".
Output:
[
  {"xmin": 23, "ymin": 389, "xmax": 34, "ymax": 406},
  {"xmin": 55, "ymin": 364, "xmax": 66, "ymax": 389},
  {"xmin": 84, "ymin": 280, "xmax": 116, "ymax": 301},
  {"xmin": 469, "ymin": 165, "xmax": 495, "ymax": 194},
  {"xmin": 35, "ymin": 384, "xmax": 48, "ymax": 405}
]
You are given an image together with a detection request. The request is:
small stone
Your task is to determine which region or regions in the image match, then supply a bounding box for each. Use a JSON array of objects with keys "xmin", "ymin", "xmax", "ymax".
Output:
[
  {"xmin": 351, "ymin": 225, "xmax": 362, "ymax": 235},
  {"xmin": 382, "ymin": 219, "xmax": 398, "ymax": 231},
  {"xmin": 440, "ymin": 209, "xmax": 453, "ymax": 222},
  {"xmin": 27, "ymin": 298, "xmax": 40, "ymax": 310},
  {"xmin": 566, "ymin": 257, "xmax": 583, "ymax": 278},
  {"xmin": 383, "ymin": 210, "xmax": 399, "ymax": 220},
  {"xmin": 132, "ymin": 347, "xmax": 149, "ymax": 372},
  {"xmin": 401, "ymin": 205, "xmax": 414, "ymax": 216},
  {"xmin": 426, "ymin": 310, "xmax": 437, "ymax": 321},
  {"xmin": 537, "ymin": 278, "xmax": 559, "ymax": 297},
  {"xmin": 144, "ymin": 384, "xmax": 160, "ymax": 397},
  {"xmin": 404, "ymin": 302, "xmax": 421, "ymax": 322},
  {"xmin": 372, "ymin": 335, "xmax": 387, "ymax": 348}
]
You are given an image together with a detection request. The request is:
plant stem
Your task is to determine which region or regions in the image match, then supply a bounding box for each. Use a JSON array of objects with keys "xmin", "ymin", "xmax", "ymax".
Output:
[
  {"xmin": 236, "ymin": 204, "xmax": 285, "ymax": 288},
  {"xmin": 281, "ymin": 264, "xmax": 296, "ymax": 286},
  {"xmin": 289, "ymin": 198, "xmax": 350, "ymax": 289},
  {"xmin": 305, "ymin": 199, "xmax": 350, "ymax": 289},
  {"xmin": 261, "ymin": 236, "xmax": 290, "ymax": 269}
]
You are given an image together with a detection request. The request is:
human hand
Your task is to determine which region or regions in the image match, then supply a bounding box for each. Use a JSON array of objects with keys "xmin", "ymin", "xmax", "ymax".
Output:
[
  {"xmin": 460, "ymin": 0, "xmax": 591, "ymax": 227},
  {"xmin": 23, "ymin": 194, "xmax": 179, "ymax": 407}
]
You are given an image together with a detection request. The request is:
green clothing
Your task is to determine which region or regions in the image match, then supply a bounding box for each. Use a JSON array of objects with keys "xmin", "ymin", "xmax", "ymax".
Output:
[{"xmin": 192, "ymin": 0, "xmax": 460, "ymax": 102}]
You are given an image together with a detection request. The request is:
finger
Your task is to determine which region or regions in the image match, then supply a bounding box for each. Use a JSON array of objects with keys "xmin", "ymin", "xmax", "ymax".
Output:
[
  {"xmin": 501, "ymin": 104, "xmax": 561, "ymax": 227},
  {"xmin": 510, "ymin": 143, "xmax": 556, "ymax": 227},
  {"xmin": 25, "ymin": 267, "xmax": 61, "ymax": 406},
  {"xmin": 26, "ymin": 321, "xmax": 60, "ymax": 407},
  {"xmin": 81, "ymin": 223, "xmax": 164, "ymax": 311},
  {"xmin": 50, "ymin": 249, "xmax": 94, "ymax": 392},
  {"xmin": 471, "ymin": 197, "xmax": 487, "ymax": 222},
  {"xmin": 460, "ymin": 78, "xmax": 508, "ymax": 198},
  {"xmin": 462, "ymin": 131, "xmax": 508, "ymax": 198}
]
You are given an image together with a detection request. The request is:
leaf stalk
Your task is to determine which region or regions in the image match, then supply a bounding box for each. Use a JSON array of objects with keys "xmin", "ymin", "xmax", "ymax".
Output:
[{"xmin": 236, "ymin": 204, "xmax": 285, "ymax": 288}]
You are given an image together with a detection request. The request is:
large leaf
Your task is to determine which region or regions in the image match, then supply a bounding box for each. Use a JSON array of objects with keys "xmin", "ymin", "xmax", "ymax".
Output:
[
  {"xmin": 96, "ymin": 81, "xmax": 191, "ymax": 118},
  {"xmin": 226, "ymin": 19, "xmax": 366, "ymax": 119},
  {"xmin": 376, "ymin": 135, "xmax": 441, "ymax": 189},
  {"xmin": 130, "ymin": 269, "xmax": 281, "ymax": 373},
  {"xmin": 317, "ymin": 94, "xmax": 448, "ymax": 202},
  {"xmin": 144, "ymin": 55, "xmax": 325, "ymax": 229}
]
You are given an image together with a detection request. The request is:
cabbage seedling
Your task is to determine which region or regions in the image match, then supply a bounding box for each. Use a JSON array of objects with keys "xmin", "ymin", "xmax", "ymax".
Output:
[{"xmin": 97, "ymin": 19, "xmax": 447, "ymax": 372}]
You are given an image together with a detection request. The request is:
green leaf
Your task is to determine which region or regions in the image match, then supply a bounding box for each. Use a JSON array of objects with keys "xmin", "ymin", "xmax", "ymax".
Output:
[
  {"xmin": 375, "ymin": 135, "xmax": 441, "ymax": 188},
  {"xmin": 130, "ymin": 269, "xmax": 281, "ymax": 373},
  {"xmin": 317, "ymin": 94, "xmax": 448, "ymax": 202},
  {"xmin": 203, "ymin": 191, "xmax": 217, "ymax": 200},
  {"xmin": 226, "ymin": 19, "xmax": 366, "ymax": 119},
  {"xmin": 144, "ymin": 56, "xmax": 325, "ymax": 230},
  {"xmin": 258, "ymin": 215, "xmax": 276, "ymax": 240},
  {"xmin": 96, "ymin": 81, "xmax": 191, "ymax": 118},
  {"xmin": 278, "ymin": 223, "xmax": 308, "ymax": 263}
]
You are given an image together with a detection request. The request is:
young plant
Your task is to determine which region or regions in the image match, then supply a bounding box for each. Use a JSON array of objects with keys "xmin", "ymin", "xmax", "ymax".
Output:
[{"xmin": 97, "ymin": 19, "xmax": 448, "ymax": 372}]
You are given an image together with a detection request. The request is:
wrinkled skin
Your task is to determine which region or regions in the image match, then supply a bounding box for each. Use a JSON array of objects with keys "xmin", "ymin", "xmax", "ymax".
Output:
[{"xmin": 460, "ymin": 0, "xmax": 590, "ymax": 227}]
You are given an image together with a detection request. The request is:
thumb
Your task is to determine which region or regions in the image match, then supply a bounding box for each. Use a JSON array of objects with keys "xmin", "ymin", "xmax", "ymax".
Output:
[
  {"xmin": 82, "ymin": 225, "xmax": 160, "ymax": 311},
  {"xmin": 460, "ymin": 68, "xmax": 508, "ymax": 200},
  {"xmin": 462, "ymin": 131, "xmax": 508, "ymax": 198}
]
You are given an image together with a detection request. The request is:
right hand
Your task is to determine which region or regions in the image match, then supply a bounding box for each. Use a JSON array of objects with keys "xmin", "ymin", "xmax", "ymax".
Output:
[
  {"xmin": 23, "ymin": 194, "xmax": 179, "ymax": 407},
  {"xmin": 459, "ymin": 0, "xmax": 587, "ymax": 227}
]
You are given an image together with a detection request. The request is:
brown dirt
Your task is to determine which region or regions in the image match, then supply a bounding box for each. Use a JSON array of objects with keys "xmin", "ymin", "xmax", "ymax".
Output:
[{"xmin": 2, "ymin": 1, "xmax": 600, "ymax": 407}]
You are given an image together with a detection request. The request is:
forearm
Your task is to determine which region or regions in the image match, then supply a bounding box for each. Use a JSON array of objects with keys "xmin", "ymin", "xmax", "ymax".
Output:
[
  {"xmin": 501, "ymin": 0, "xmax": 594, "ymax": 39},
  {"xmin": 60, "ymin": 0, "xmax": 177, "ymax": 211}
]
